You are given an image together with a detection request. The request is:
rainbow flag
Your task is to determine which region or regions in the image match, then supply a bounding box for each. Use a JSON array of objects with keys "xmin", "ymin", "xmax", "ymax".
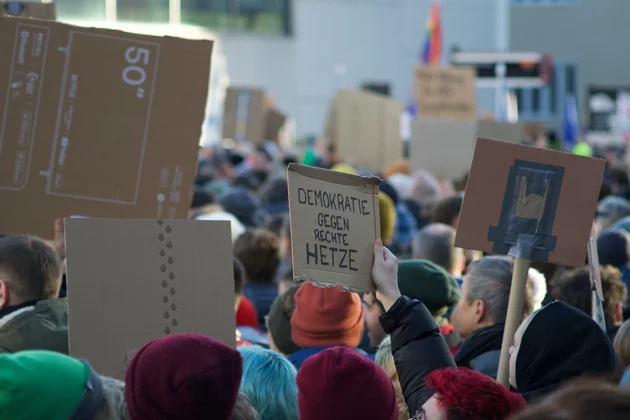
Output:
[{"xmin": 421, "ymin": 0, "xmax": 442, "ymax": 66}]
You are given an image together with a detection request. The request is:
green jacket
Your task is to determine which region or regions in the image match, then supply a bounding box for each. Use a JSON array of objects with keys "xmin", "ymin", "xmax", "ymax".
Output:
[{"xmin": 0, "ymin": 298, "xmax": 68, "ymax": 354}]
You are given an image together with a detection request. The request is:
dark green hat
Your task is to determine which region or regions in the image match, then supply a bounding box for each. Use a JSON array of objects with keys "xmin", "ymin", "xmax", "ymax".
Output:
[{"xmin": 397, "ymin": 260, "xmax": 462, "ymax": 316}]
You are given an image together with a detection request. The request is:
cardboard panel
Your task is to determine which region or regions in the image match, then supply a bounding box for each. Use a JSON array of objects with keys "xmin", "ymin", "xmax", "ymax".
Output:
[
  {"xmin": 409, "ymin": 118, "xmax": 478, "ymax": 180},
  {"xmin": 287, "ymin": 163, "xmax": 381, "ymax": 293},
  {"xmin": 455, "ymin": 138, "xmax": 606, "ymax": 267},
  {"xmin": 1, "ymin": 2, "xmax": 56, "ymax": 19},
  {"xmin": 221, "ymin": 86, "xmax": 266, "ymax": 144},
  {"xmin": 476, "ymin": 120, "xmax": 522, "ymax": 144},
  {"xmin": 0, "ymin": 17, "xmax": 212, "ymax": 237},
  {"xmin": 414, "ymin": 66, "xmax": 476, "ymax": 120},
  {"xmin": 328, "ymin": 89, "xmax": 403, "ymax": 172},
  {"xmin": 264, "ymin": 108, "xmax": 286, "ymax": 143},
  {"xmin": 65, "ymin": 218, "xmax": 235, "ymax": 380}
]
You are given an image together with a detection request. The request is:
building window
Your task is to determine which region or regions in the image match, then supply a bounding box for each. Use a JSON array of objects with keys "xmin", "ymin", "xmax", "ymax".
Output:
[{"xmin": 512, "ymin": 0, "xmax": 581, "ymax": 6}]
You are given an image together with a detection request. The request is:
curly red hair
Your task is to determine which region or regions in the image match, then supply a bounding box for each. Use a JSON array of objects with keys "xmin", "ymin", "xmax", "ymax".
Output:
[{"xmin": 426, "ymin": 368, "xmax": 526, "ymax": 420}]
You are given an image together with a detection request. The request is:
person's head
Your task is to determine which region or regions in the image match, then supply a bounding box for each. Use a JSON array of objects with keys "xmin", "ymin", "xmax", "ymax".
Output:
[
  {"xmin": 597, "ymin": 229, "xmax": 630, "ymax": 267},
  {"xmin": 431, "ymin": 195, "xmax": 463, "ymax": 228},
  {"xmin": 190, "ymin": 188, "xmax": 215, "ymax": 216},
  {"xmin": 233, "ymin": 229, "xmax": 280, "ymax": 284},
  {"xmin": 297, "ymin": 347, "xmax": 398, "ymax": 420},
  {"xmin": 267, "ymin": 285, "xmax": 302, "ymax": 356},
  {"xmin": 509, "ymin": 301, "xmax": 616, "ymax": 402},
  {"xmin": 552, "ymin": 265, "xmax": 627, "ymax": 327},
  {"xmin": 596, "ymin": 196, "xmax": 630, "ymax": 231},
  {"xmin": 614, "ymin": 320, "xmax": 630, "ymax": 369},
  {"xmin": 379, "ymin": 192, "xmax": 397, "ymax": 246},
  {"xmin": 397, "ymin": 260, "xmax": 461, "ymax": 320},
  {"xmin": 238, "ymin": 346, "xmax": 298, "ymax": 420},
  {"xmin": 234, "ymin": 258, "xmax": 246, "ymax": 310},
  {"xmin": 362, "ymin": 291, "xmax": 386, "ymax": 348},
  {"xmin": 456, "ymin": 256, "xmax": 534, "ymax": 338},
  {"xmin": 125, "ymin": 333, "xmax": 243, "ymax": 420},
  {"xmin": 411, "ymin": 224, "xmax": 465, "ymax": 277},
  {"xmin": 611, "ymin": 166, "xmax": 630, "ymax": 194},
  {"xmin": 290, "ymin": 282, "xmax": 364, "ymax": 349},
  {"xmin": 258, "ymin": 177, "xmax": 289, "ymax": 205},
  {"xmin": 419, "ymin": 367, "xmax": 526, "ymax": 420},
  {"xmin": 375, "ymin": 336, "xmax": 409, "ymax": 420},
  {"xmin": 410, "ymin": 170, "xmax": 441, "ymax": 203},
  {"xmin": 220, "ymin": 187, "xmax": 267, "ymax": 228},
  {"xmin": 0, "ymin": 350, "xmax": 120, "ymax": 420},
  {"xmin": 232, "ymin": 393, "xmax": 259, "ymax": 420},
  {"xmin": 510, "ymin": 379, "xmax": 630, "ymax": 420},
  {"xmin": 0, "ymin": 235, "xmax": 63, "ymax": 308}
]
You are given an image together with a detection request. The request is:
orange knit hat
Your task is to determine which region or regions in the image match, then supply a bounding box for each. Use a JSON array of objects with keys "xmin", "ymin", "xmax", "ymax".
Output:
[{"xmin": 291, "ymin": 282, "xmax": 364, "ymax": 348}]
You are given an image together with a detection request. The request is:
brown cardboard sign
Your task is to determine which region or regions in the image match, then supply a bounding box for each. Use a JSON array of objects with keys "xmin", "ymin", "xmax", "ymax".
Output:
[
  {"xmin": 264, "ymin": 108, "xmax": 286, "ymax": 143},
  {"xmin": 326, "ymin": 89, "xmax": 403, "ymax": 172},
  {"xmin": 409, "ymin": 118, "xmax": 478, "ymax": 180},
  {"xmin": 476, "ymin": 120, "xmax": 522, "ymax": 144},
  {"xmin": 1, "ymin": 2, "xmax": 56, "ymax": 19},
  {"xmin": 287, "ymin": 163, "xmax": 381, "ymax": 292},
  {"xmin": 65, "ymin": 218, "xmax": 235, "ymax": 380},
  {"xmin": 221, "ymin": 86, "xmax": 266, "ymax": 144},
  {"xmin": 455, "ymin": 138, "xmax": 606, "ymax": 267},
  {"xmin": 0, "ymin": 17, "xmax": 212, "ymax": 238},
  {"xmin": 414, "ymin": 66, "xmax": 476, "ymax": 120}
]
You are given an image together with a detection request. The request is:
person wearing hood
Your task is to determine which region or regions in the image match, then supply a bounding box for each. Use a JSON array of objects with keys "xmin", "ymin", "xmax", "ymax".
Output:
[
  {"xmin": 509, "ymin": 301, "xmax": 617, "ymax": 403},
  {"xmin": 454, "ymin": 257, "xmax": 535, "ymax": 379}
]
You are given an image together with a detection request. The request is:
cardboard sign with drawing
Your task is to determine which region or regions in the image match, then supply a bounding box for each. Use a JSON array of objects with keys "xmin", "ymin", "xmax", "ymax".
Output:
[
  {"xmin": 287, "ymin": 164, "xmax": 381, "ymax": 293},
  {"xmin": 413, "ymin": 66, "xmax": 476, "ymax": 120},
  {"xmin": 65, "ymin": 218, "xmax": 235, "ymax": 380},
  {"xmin": 455, "ymin": 137, "xmax": 606, "ymax": 387},
  {"xmin": 0, "ymin": 17, "xmax": 212, "ymax": 238}
]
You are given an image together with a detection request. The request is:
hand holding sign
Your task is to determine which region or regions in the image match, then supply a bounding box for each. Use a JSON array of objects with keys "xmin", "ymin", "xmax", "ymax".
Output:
[{"xmin": 373, "ymin": 240, "xmax": 401, "ymax": 311}]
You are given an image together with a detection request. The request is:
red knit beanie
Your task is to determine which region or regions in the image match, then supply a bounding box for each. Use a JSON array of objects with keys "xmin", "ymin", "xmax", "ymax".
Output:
[
  {"xmin": 125, "ymin": 333, "xmax": 243, "ymax": 420},
  {"xmin": 426, "ymin": 368, "xmax": 526, "ymax": 420},
  {"xmin": 290, "ymin": 282, "xmax": 364, "ymax": 348},
  {"xmin": 297, "ymin": 347, "xmax": 398, "ymax": 420}
]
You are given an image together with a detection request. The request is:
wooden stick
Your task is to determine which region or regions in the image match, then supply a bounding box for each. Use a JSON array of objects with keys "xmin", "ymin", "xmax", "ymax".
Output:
[{"xmin": 496, "ymin": 256, "xmax": 531, "ymax": 388}]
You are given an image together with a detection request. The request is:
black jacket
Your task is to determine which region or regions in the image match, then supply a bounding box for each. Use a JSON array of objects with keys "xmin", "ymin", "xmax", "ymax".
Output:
[
  {"xmin": 454, "ymin": 323, "xmax": 505, "ymax": 379},
  {"xmin": 379, "ymin": 296, "xmax": 456, "ymax": 417}
]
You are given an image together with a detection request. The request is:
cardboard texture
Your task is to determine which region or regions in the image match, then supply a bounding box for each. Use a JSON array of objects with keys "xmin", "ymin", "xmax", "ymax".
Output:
[
  {"xmin": 455, "ymin": 138, "xmax": 606, "ymax": 267},
  {"xmin": 476, "ymin": 120, "xmax": 522, "ymax": 144},
  {"xmin": 287, "ymin": 163, "xmax": 381, "ymax": 293},
  {"xmin": 326, "ymin": 89, "xmax": 403, "ymax": 172},
  {"xmin": 409, "ymin": 118, "xmax": 478, "ymax": 180},
  {"xmin": 65, "ymin": 218, "xmax": 235, "ymax": 380},
  {"xmin": 1, "ymin": 2, "xmax": 56, "ymax": 19},
  {"xmin": 221, "ymin": 86, "xmax": 266, "ymax": 144},
  {"xmin": 0, "ymin": 17, "xmax": 212, "ymax": 238},
  {"xmin": 414, "ymin": 66, "xmax": 476, "ymax": 120},
  {"xmin": 264, "ymin": 108, "xmax": 286, "ymax": 143}
]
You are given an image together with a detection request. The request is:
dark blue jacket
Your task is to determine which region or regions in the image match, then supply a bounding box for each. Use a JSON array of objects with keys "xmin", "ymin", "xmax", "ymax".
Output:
[{"xmin": 288, "ymin": 346, "xmax": 374, "ymax": 369}]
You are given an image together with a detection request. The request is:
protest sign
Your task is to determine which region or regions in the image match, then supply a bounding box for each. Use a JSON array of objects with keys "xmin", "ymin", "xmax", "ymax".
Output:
[
  {"xmin": 409, "ymin": 118, "xmax": 477, "ymax": 180},
  {"xmin": 65, "ymin": 218, "xmax": 235, "ymax": 380},
  {"xmin": 414, "ymin": 66, "xmax": 476, "ymax": 120},
  {"xmin": 264, "ymin": 108, "xmax": 287, "ymax": 143},
  {"xmin": 455, "ymin": 137, "xmax": 605, "ymax": 387},
  {"xmin": 1, "ymin": 2, "xmax": 55, "ymax": 19},
  {"xmin": 287, "ymin": 163, "xmax": 381, "ymax": 292},
  {"xmin": 455, "ymin": 137, "xmax": 605, "ymax": 267},
  {"xmin": 0, "ymin": 17, "xmax": 212, "ymax": 238},
  {"xmin": 221, "ymin": 86, "xmax": 266, "ymax": 144},
  {"xmin": 326, "ymin": 89, "xmax": 403, "ymax": 172}
]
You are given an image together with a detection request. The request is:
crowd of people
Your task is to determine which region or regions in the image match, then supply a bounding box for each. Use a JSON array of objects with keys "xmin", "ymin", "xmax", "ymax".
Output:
[{"xmin": 3, "ymin": 136, "xmax": 630, "ymax": 419}]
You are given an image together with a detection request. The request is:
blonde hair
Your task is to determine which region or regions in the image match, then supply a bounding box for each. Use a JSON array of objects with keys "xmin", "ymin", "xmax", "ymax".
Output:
[
  {"xmin": 95, "ymin": 376, "xmax": 129, "ymax": 420},
  {"xmin": 375, "ymin": 336, "xmax": 409, "ymax": 420},
  {"xmin": 615, "ymin": 320, "xmax": 630, "ymax": 369}
]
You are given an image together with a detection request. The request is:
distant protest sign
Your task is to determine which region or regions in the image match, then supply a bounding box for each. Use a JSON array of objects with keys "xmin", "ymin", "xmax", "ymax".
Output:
[
  {"xmin": 414, "ymin": 66, "xmax": 476, "ymax": 120},
  {"xmin": 287, "ymin": 164, "xmax": 381, "ymax": 292}
]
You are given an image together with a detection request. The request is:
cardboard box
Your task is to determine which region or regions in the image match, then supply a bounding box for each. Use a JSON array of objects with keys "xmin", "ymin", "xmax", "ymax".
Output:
[
  {"xmin": 455, "ymin": 138, "xmax": 606, "ymax": 267},
  {"xmin": 326, "ymin": 89, "xmax": 403, "ymax": 172},
  {"xmin": 414, "ymin": 66, "xmax": 476, "ymax": 120},
  {"xmin": 287, "ymin": 163, "xmax": 381, "ymax": 293},
  {"xmin": 409, "ymin": 118, "xmax": 478, "ymax": 180},
  {"xmin": 1, "ymin": 2, "xmax": 55, "ymax": 20},
  {"xmin": 65, "ymin": 218, "xmax": 235, "ymax": 380},
  {"xmin": 0, "ymin": 16, "xmax": 212, "ymax": 237}
]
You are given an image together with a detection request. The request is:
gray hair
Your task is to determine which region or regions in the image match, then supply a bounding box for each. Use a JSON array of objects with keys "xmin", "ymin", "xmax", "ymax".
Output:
[
  {"xmin": 597, "ymin": 196, "xmax": 630, "ymax": 230},
  {"xmin": 95, "ymin": 376, "xmax": 129, "ymax": 420},
  {"xmin": 232, "ymin": 392, "xmax": 259, "ymax": 420},
  {"xmin": 465, "ymin": 256, "xmax": 534, "ymax": 324},
  {"xmin": 412, "ymin": 223, "xmax": 461, "ymax": 273}
]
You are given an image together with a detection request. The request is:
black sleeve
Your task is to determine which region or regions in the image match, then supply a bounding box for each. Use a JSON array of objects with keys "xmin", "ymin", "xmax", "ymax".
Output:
[{"xmin": 379, "ymin": 296, "xmax": 456, "ymax": 417}]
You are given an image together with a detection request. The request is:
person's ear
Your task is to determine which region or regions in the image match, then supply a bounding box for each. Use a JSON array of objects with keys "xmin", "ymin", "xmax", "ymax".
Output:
[
  {"xmin": 0, "ymin": 280, "xmax": 10, "ymax": 309},
  {"xmin": 616, "ymin": 302, "xmax": 624, "ymax": 325},
  {"xmin": 474, "ymin": 299, "xmax": 485, "ymax": 324}
]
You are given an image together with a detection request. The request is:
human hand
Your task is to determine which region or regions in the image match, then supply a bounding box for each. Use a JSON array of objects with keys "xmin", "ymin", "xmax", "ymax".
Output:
[{"xmin": 373, "ymin": 239, "xmax": 401, "ymax": 311}]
